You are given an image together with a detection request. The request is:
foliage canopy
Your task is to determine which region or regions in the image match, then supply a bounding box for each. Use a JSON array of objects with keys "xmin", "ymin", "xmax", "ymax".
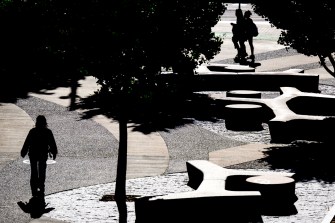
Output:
[
  {"xmin": 0, "ymin": 0, "xmax": 227, "ymax": 103},
  {"xmin": 252, "ymin": 0, "xmax": 335, "ymax": 76}
]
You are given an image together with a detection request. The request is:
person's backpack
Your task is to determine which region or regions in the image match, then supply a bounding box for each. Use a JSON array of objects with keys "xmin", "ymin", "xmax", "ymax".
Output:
[{"xmin": 250, "ymin": 21, "xmax": 258, "ymax": 37}]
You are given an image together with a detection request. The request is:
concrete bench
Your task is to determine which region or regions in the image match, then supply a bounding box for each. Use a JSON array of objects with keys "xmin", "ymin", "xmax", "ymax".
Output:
[
  {"xmin": 283, "ymin": 68, "xmax": 305, "ymax": 73},
  {"xmin": 226, "ymin": 90, "xmax": 262, "ymax": 98},
  {"xmin": 212, "ymin": 86, "xmax": 335, "ymax": 143},
  {"xmin": 206, "ymin": 63, "xmax": 256, "ymax": 72},
  {"xmin": 246, "ymin": 175, "xmax": 297, "ymax": 215},
  {"xmin": 268, "ymin": 87, "xmax": 335, "ymax": 143},
  {"xmin": 187, "ymin": 160, "xmax": 297, "ymax": 215},
  {"xmin": 224, "ymin": 104, "xmax": 264, "ymax": 131},
  {"xmin": 135, "ymin": 160, "xmax": 296, "ymax": 222}
]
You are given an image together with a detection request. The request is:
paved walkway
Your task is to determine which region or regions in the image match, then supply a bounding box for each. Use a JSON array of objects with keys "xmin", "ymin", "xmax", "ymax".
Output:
[{"xmin": 1, "ymin": 3, "xmax": 335, "ymax": 223}]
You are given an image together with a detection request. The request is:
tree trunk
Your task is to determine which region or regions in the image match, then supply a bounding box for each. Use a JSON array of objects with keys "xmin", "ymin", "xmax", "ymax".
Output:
[
  {"xmin": 115, "ymin": 112, "xmax": 128, "ymax": 223},
  {"xmin": 318, "ymin": 54, "xmax": 335, "ymax": 78}
]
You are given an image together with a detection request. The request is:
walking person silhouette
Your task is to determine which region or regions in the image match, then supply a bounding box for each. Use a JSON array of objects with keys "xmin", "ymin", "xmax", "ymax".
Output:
[
  {"xmin": 21, "ymin": 115, "xmax": 58, "ymax": 198},
  {"xmin": 244, "ymin": 10, "xmax": 258, "ymax": 63},
  {"xmin": 231, "ymin": 8, "xmax": 247, "ymax": 63}
]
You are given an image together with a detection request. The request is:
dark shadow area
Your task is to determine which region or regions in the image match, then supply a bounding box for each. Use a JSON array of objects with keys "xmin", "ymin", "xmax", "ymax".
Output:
[
  {"xmin": 17, "ymin": 195, "xmax": 54, "ymax": 219},
  {"xmin": 135, "ymin": 195, "xmax": 264, "ymax": 223},
  {"xmin": 260, "ymin": 140, "xmax": 335, "ymax": 182},
  {"xmin": 0, "ymin": 74, "xmax": 84, "ymax": 104},
  {"xmin": 78, "ymin": 86, "xmax": 224, "ymax": 134},
  {"xmin": 287, "ymin": 96, "xmax": 335, "ymax": 116}
]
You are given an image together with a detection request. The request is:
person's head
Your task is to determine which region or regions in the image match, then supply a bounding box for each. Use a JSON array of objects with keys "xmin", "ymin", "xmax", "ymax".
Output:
[
  {"xmin": 244, "ymin": 10, "xmax": 252, "ymax": 18},
  {"xmin": 36, "ymin": 115, "xmax": 47, "ymax": 128},
  {"xmin": 235, "ymin": 8, "xmax": 243, "ymax": 19}
]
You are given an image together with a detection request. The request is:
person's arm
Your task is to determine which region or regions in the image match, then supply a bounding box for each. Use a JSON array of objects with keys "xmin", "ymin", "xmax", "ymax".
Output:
[
  {"xmin": 21, "ymin": 130, "xmax": 32, "ymax": 158},
  {"xmin": 48, "ymin": 130, "xmax": 58, "ymax": 160}
]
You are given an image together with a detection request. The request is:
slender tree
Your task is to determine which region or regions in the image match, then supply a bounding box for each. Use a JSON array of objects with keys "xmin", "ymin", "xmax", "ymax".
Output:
[
  {"xmin": 251, "ymin": 0, "xmax": 335, "ymax": 76},
  {"xmin": 83, "ymin": 2, "xmax": 227, "ymax": 222}
]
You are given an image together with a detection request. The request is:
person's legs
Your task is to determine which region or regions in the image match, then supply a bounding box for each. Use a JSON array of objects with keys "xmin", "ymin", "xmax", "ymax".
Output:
[
  {"xmin": 232, "ymin": 35, "xmax": 239, "ymax": 49},
  {"xmin": 232, "ymin": 35, "xmax": 241, "ymax": 62},
  {"xmin": 248, "ymin": 37, "xmax": 255, "ymax": 61},
  {"xmin": 232, "ymin": 36, "xmax": 240, "ymax": 52},
  {"xmin": 29, "ymin": 158, "xmax": 39, "ymax": 197},
  {"xmin": 238, "ymin": 40, "xmax": 247, "ymax": 62},
  {"xmin": 38, "ymin": 159, "xmax": 47, "ymax": 196}
]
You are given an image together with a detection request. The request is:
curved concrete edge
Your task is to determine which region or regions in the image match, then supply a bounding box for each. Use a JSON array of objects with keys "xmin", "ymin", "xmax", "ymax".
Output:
[
  {"xmin": 92, "ymin": 115, "xmax": 169, "ymax": 179},
  {"xmin": 29, "ymin": 216, "xmax": 71, "ymax": 223},
  {"xmin": 0, "ymin": 103, "xmax": 34, "ymax": 170},
  {"xmin": 209, "ymin": 143, "xmax": 274, "ymax": 167},
  {"xmin": 321, "ymin": 203, "xmax": 335, "ymax": 223},
  {"xmin": 127, "ymin": 128, "xmax": 169, "ymax": 179},
  {"xmin": 30, "ymin": 75, "xmax": 170, "ymax": 179}
]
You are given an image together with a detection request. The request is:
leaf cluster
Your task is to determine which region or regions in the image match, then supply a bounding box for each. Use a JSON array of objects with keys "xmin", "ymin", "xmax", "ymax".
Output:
[
  {"xmin": 0, "ymin": 0, "xmax": 227, "ymax": 103},
  {"xmin": 251, "ymin": 0, "xmax": 335, "ymax": 57}
]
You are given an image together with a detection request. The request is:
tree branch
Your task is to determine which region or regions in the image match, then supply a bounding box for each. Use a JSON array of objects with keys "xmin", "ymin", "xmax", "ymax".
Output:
[{"xmin": 318, "ymin": 54, "xmax": 335, "ymax": 78}]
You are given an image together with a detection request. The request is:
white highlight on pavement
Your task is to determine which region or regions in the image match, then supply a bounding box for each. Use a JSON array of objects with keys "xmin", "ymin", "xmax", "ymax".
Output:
[
  {"xmin": 43, "ymin": 172, "xmax": 335, "ymax": 223},
  {"xmin": 44, "ymin": 173, "xmax": 191, "ymax": 223},
  {"xmin": 218, "ymin": 20, "xmax": 271, "ymax": 25},
  {"xmin": 23, "ymin": 159, "xmax": 56, "ymax": 165}
]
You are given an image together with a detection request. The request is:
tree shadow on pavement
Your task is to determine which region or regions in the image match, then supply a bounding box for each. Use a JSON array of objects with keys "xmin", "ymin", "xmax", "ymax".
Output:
[
  {"xmin": 79, "ymin": 90, "xmax": 223, "ymax": 134},
  {"xmin": 260, "ymin": 140, "xmax": 335, "ymax": 183}
]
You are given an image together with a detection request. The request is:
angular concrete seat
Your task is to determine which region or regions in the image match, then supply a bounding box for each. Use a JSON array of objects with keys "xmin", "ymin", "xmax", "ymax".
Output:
[
  {"xmin": 212, "ymin": 86, "xmax": 335, "ymax": 143},
  {"xmin": 135, "ymin": 160, "xmax": 296, "ymax": 223}
]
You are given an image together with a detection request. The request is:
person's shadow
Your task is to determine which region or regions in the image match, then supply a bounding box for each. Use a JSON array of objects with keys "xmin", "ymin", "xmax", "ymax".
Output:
[{"xmin": 17, "ymin": 195, "xmax": 54, "ymax": 219}]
